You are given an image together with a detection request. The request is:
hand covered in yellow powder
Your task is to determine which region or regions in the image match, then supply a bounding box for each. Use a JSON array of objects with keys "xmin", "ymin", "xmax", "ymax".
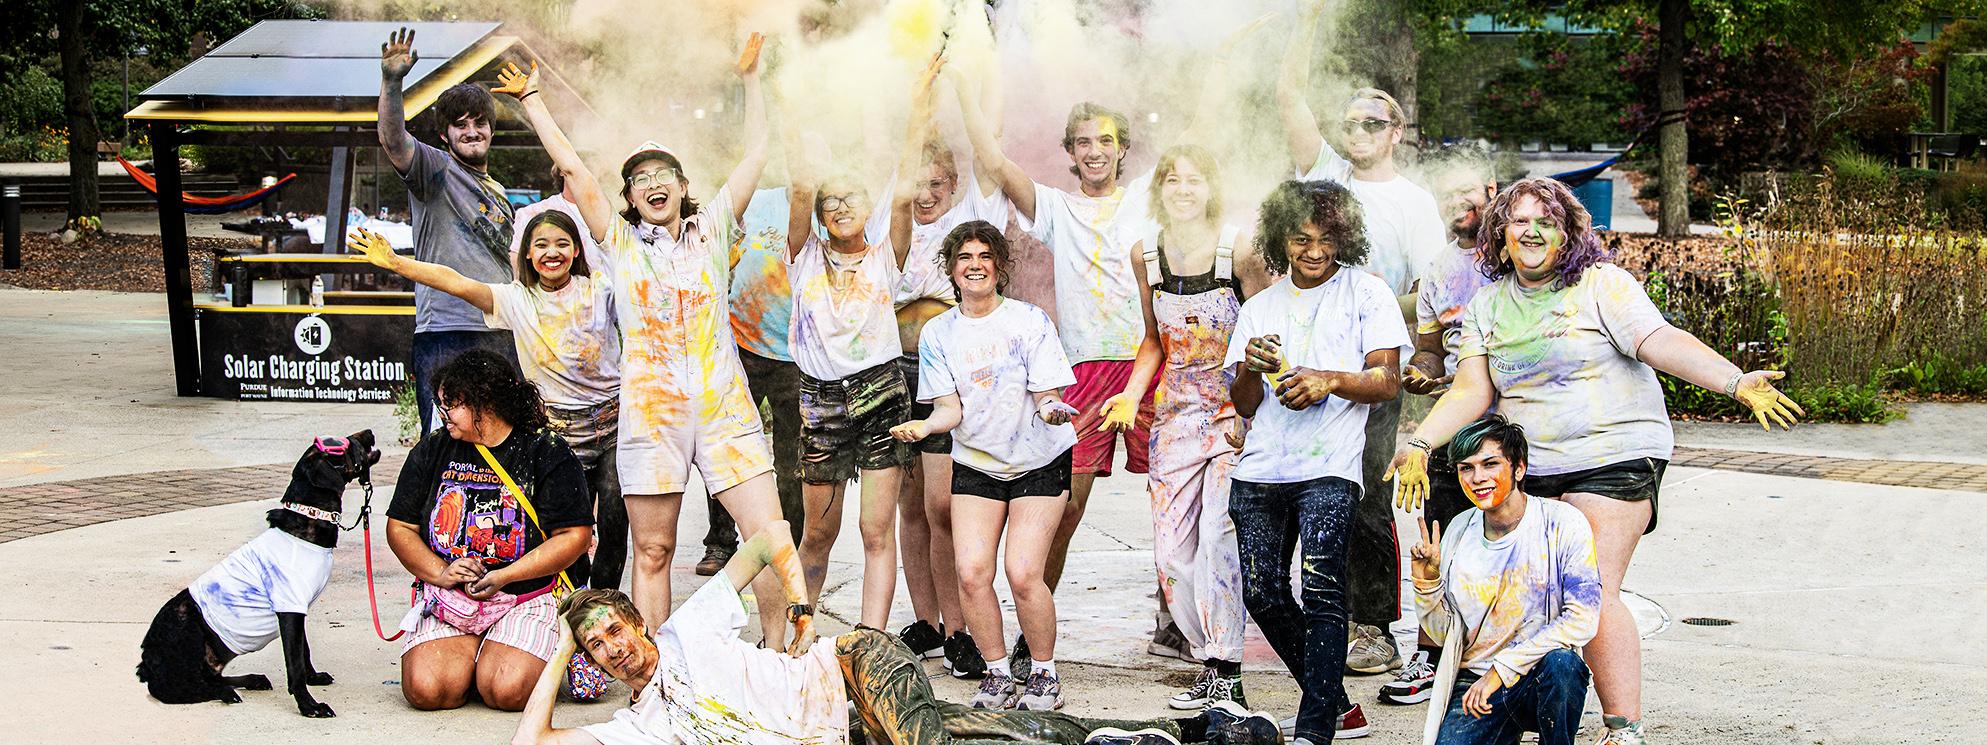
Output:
[
  {"xmin": 737, "ymin": 32, "xmax": 766, "ymax": 76},
  {"xmin": 346, "ymin": 228, "xmax": 399, "ymax": 270},
  {"xmin": 1273, "ymin": 368, "xmax": 1338, "ymax": 409},
  {"xmin": 1387, "ymin": 445, "xmax": 1431, "ymax": 512},
  {"xmin": 1098, "ymin": 392, "xmax": 1138, "ymax": 433},
  {"xmin": 491, "ymin": 60, "xmax": 538, "ymax": 101},
  {"xmin": 1734, "ymin": 370, "xmax": 1803, "ymax": 431}
]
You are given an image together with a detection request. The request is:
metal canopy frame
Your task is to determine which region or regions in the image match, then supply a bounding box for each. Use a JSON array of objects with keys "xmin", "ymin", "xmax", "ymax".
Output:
[{"xmin": 125, "ymin": 19, "xmax": 573, "ymax": 397}]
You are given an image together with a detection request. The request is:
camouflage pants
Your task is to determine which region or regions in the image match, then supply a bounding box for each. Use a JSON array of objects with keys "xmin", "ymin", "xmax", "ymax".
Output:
[{"xmin": 837, "ymin": 629, "xmax": 1183, "ymax": 744}]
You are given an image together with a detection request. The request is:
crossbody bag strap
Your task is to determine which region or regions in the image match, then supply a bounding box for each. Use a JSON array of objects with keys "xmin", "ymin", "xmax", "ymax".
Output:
[{"xmin": 474, "ymin": 443, "xmax": 576, "ymax": 595}]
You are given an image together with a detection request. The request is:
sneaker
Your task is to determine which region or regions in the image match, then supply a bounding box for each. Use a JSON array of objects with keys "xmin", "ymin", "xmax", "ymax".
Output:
[
  {"xmin": 1084, "ymin": 728, "xmax": 1183, "ymax": 745},
  {"xmin": 1345, "ymin": 625, "xmax": 1401, "ymax": 675},
  {"xmin": 693, "ymin": 546, "xmax": 732, "ymax": 576},
  {"xmin": 1167, "ymin": 667, "xmax": 1217, "ymax": 710},
  {"xmin": 1171, "ymin": 669, "xmax": 1248, "ymax": 710},
  {"xmin": 1148, "ymin": 622, "xmax": 1193, "ymax": 660},
  {"xmin": 1377, "ymin": 650, "xmax": 1435, "ymax": 704},
  {"xmin": 899, "ymin": 620, "xmax": 945, "ymax": 660},
  {"xmin": 1336, "ymin": 704, "xmax": 1371, "ymax": 739},
  {"xmin": 970, "ymin": 673, "xmax": 1014, "ymax": 709},
  {"xmin": 946, "ymin": 632, "xmax": 988, "ymax": 679},
  {"xmin": 1202, "ymin": 700, "xmax": 1280, "ymax": 745},
  {"xmin": 1597, "ymin": 720, "xmax": 1648, "ymax": 745},
  {"xmin": 1012, "ymin": 669, "xmax": 1063, "ymax": 710},
  {"xmin": 1009, "ymin": 635, "xmax": 1032, "ymax": 681},
  {"xmin": 1277, "ymin": 706, "xmax": 1369, "ymax": 740}
]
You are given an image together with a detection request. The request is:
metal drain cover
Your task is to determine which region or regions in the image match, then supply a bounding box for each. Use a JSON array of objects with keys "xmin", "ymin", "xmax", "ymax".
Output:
[{"xmin": 1681, "ymin": 617, "xmax": 1736, "ymax": 627}]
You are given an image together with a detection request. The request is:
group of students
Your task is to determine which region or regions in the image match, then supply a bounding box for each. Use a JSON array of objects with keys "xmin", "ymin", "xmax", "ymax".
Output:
[{"xmin": 351, "ymin": 3, "xmax": 1806, "ymax": 743}]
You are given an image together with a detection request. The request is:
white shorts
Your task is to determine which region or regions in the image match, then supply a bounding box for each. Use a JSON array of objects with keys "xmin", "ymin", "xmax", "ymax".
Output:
[{"xmin": 400, "ymin": 589, "xmax": 560, "ymax": 661}]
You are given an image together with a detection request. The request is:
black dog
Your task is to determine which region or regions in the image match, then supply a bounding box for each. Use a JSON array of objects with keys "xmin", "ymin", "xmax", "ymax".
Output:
[{"xmin": 137, "ymin": 430, "xmax": 380, "ymax": 717}]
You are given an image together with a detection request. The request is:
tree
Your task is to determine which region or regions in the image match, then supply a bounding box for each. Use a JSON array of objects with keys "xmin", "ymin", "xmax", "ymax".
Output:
[{"xmin": 0, "ymin": 1, "xmax": 323, "ymax": 225}]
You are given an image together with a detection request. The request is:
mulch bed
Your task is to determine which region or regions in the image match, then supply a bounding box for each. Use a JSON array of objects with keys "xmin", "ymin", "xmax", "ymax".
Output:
[{"xmin": 0, "ymin": 231, "xmax": 247, "ymax": 293}]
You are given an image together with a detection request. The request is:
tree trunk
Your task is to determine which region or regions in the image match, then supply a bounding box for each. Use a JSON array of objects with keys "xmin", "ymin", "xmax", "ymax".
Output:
[
  {"xmin": 59, "ymin": 1, "xmax": 100, "ymax": 225},
  {"xmin": 1656, "ymin": 0, "xmax": 1689, "ymax": 237}
]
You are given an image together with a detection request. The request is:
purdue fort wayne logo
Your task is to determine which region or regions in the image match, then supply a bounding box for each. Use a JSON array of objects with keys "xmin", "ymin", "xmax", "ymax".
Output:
[{"xmin": 294, "ymin": 315, "xmax": 331, "ymax": 356}]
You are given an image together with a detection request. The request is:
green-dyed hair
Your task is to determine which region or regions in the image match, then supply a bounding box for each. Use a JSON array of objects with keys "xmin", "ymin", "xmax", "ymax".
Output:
[
  {"xmin": 1446, "ymin": 414, "xmax": 1529, "ymax": 470},
  {"xmin": 559, "ymin": 589, "xmax": 644, "ymax": 642}
]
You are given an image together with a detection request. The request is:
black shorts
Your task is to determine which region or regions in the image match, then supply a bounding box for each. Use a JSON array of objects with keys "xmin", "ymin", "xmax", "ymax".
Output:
[
  {"xmin": 952, "ymin": 449, "xmax": 1073, "ymax": 502},
  {"xmin": 1524, "ymin": 457, "xmax": 1668, "ymax": 534},
  {"xmin": 896, "ymin": 356, "xmax": 952, "ymax": 456},
  {"xmin": 799, "ymin": 361, "xmax": 912, "ymax": 483}
]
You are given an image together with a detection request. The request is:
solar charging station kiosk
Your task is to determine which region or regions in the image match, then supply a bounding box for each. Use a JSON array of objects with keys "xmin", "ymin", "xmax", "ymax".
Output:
[{"xmin": 125, "ymin": 19, "xmax": 557, "ymax": 403}]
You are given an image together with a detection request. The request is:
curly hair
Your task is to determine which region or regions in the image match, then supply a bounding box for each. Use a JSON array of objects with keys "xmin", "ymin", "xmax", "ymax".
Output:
[
  {"xmin": 1473, "ymin": 177, "xmax": 1609, "ymax": 288},
  {"xmin": 1252, "ymin": 179, "xmax": 1370, "ymax": 277},
  {"xmin": 434, "ymin": 83, "xmax": 494, "ymax": 133},
  {"xmin": 433, "ymin": 349, "xmax": 548, "ymax": 434},
  {"xmin": 939, "ymin": 220, "xmax": 1013, "ymax": 297},
  {"xmin": 618, "ymin": 151, "xmax": 701, "ymax": 226},
  {"xmin": 514, "ymin": 210, "xmax": 589, "ymax": 289},
  {"xmin": 1147, "ymin": 144, "xmax": 1224, "ymax": 230}
]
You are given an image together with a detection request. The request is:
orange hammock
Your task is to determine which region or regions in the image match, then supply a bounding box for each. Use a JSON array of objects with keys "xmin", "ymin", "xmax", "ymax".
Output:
[{"xmin": 117, "ymin": 156, "xmax": 297, "ymax": 215}]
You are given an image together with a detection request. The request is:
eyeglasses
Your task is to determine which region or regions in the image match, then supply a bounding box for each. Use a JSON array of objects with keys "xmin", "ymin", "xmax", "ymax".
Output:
[
  {"xmin": 818, "ymin": 193, "xmax": 865, "ymax": 213},
  {"xmin": 1339, "ymin": 118, "xmax": 1395, "ymax": 135},
  {"xmin": 627, "ymin": 168, "xmax": 680, "ymax": 191}
]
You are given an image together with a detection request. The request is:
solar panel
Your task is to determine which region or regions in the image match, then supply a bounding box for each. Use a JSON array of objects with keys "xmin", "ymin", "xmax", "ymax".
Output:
[{"xmin": 139, "ymin": 20, "xmax": 500, "ymax": 102}]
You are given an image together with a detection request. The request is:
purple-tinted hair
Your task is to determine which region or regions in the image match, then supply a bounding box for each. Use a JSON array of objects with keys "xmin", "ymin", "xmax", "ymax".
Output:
[{"xmin": 1473, "ymin": 177, "xmax": 1609, "ymax": 288}]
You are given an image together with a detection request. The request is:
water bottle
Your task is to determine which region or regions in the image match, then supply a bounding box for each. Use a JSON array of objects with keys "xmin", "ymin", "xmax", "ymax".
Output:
[{"xmin": 309, "ymin": 276, "xmax": 325, "ymax": 308}]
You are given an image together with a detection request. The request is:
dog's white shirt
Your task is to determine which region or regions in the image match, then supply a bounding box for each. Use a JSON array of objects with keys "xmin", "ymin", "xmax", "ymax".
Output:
[{"xmin": 189, "ymin": 528, "xmax": 335, "ymax": 655}]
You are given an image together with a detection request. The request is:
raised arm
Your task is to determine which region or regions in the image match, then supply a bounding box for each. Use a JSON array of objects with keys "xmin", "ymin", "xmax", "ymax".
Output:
[
  {"xmin": 1275, "ymin": 2, "xmax": 1329, "ymax": 173},
  {"xmin": 785, "ymin": 127, "xmax": 824, "ymax": 261},
  {"xmin": 951, "ymin": 63, "xmax": 1037, "ymax": 221},
  {"xmin": 493, "ymin": 62, "xmax": 615, "ymax": 246},
  {"xmin": 723, "ymin": 34, "xmax": 772, "ymax": 223},
  {"xmin": 1179, "ymin": 14, "xmax": 1273, "ymax": 148},
  {"xmin": 349, "ymin": 228, "xmax": 495, "ymax": 314},
  {"xmin": 892, "ymin": 55, "xmax": 947, "ymax": 268},
  {"xmin": 377, "ymin": 27, "xmax": 420, "ymax": 174},
  {"xmin": 510, "ymin": 620, "xmax": 604, "ymax": 745},
  {"xmin": 721, "ymin": 520, "xmax": 818, "ymax": 656}
]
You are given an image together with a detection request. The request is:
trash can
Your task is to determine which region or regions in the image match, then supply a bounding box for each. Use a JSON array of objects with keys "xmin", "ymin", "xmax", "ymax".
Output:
[{"xmin": 1570, "ymin": 178, "xmax": 1613, "ymax": 230}]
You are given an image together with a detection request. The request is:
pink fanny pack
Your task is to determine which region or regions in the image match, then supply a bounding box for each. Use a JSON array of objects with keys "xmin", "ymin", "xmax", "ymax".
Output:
[{"xmin": 419, "ymin": 581, "xmax": 555, "ymax": 635}]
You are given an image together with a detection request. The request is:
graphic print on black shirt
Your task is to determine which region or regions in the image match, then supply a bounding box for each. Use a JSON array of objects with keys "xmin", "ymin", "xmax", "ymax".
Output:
[{"xmin": 388, "ymin": 431, "xmax": 593, "ymax": 595}]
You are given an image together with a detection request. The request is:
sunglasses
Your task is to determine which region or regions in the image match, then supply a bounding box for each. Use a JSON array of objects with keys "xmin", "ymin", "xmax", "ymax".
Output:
[{"xmin": 1339, "ymin": 118, "xmax": 1395, "ymax": 135}]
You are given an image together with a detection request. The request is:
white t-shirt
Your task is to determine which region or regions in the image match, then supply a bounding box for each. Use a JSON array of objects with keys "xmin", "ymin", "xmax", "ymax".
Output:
[
  {"xmin": 581, "ymin": 579, "xmax": 849, "ymax": 745},
  {"xmin": 1020, "ymin": 171, "xmax": 1156, "ymax": 363},
  {"xmin": 787, "ymin": 235, "xmax": 902, "ymax": 380},
  {"xmin": 188, "ymin": 528, "xmax": 335, "ymax": 655},
  {"xmin": 1418, "ymin": 499, "xmax": 1601, "ymax": 680},
  {"xmin": 1298, "ymin": 142, "xmax": 1448, "ymax": 296},
  {"xmin": 1223, "ymin": 271, "xmax": 1410, "ymax": 484},
  {"xmin": 866, "ymin": 170, "xmax": 1013, "ymax": 307},
  {"xmin": 1456, "ymin": 264, "xmax": 1673, "ymax": 475},
  {"xmin": 917, "ymin": 299, "xmax": 1078, "ymax": 479},
  {"xmin": 510, "ymin": 193, "xmax": 607, "ymax": 275},
  {"xmin": 482, "ymin": 276, "xmax": 621, "ymax": 410},
  {"xmin": 1415, "ymin": 239, "xmax": 1494, "ymax": 375}
]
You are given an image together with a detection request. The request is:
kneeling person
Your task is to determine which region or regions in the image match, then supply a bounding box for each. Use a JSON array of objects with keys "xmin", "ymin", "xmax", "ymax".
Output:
[
  {"xmin": 1413, "ymin": 416, "xmax": 1600, "ymax": 745},
  {"xmin": 510, "ymin": 522, "xmax": 1285, "ymax": 745}
]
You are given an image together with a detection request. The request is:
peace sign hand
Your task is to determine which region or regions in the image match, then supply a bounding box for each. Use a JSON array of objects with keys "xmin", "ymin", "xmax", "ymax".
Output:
[{"xmin": 1410, "ymin": 517, "xmax": 1442, "ymax": 583}]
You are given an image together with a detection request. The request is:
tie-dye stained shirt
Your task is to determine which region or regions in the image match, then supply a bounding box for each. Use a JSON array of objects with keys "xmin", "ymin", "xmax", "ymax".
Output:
[
  {"xmin": 1021, "ymin": 171, "xmax": 1156, "ymax": 363},
  {"xmin": 1416, "ymin": 498, "xmax": 1600, "ymax": 681},
  {"xmin": 787, "ymin": 235, "xmax": 901, "ymax": 380},
  {"xmin": 1415, "ymin": 239, "xmax": 1494, "ymax": 375},
  {"xmin": 482, "ymin": 276, "xmax": 620, "ymax": 410},
  {"xmin": 729, "ymin": 188, "xmax": 796, "ymax": 362},
  {"xmin": 581, "ymin": 578, "xmax": 848, "ymax": 745},
  {"xmin": 916, "ymin": 299, "xmax": 1078, "ymax": 479},
  {"xmin": 1297, "ymin": 141, "xmax": 1448, "ymax": 296},
  {"xmin": 1223, "ymin": 271, "xmax": 1410, "ymax": 484},
  {"xmin": 1455, "ymin": 264, "xmax": 1673, "ymax": 475}
]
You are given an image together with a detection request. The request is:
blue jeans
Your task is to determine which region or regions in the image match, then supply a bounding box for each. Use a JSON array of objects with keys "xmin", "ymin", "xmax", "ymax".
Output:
[
  {"xmin": 411, "ymin": 330, "xmax": 518, "ymax": 437},
  {"xmin": 1230, "ymin": 475, "xmax": 1358, "ymax": 743},
  {"xmin": 1436, "ymin": 649, "xmax": 1590, "ymax": 745}
]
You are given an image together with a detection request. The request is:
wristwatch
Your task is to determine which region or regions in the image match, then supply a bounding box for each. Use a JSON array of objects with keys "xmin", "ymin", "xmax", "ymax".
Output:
[{"xmin": 787, "ymin": 603, "xmax": 814, "ymax": 623}]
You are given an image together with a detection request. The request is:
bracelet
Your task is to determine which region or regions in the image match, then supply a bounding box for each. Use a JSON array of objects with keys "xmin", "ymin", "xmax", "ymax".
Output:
[
  {"xmin": 1723, "ymin": 371, "xmax": 1743, "ymax": 398},
  {"xmin": 518, "ymin": 90, "xmax": 538, "ymax": 101},
  {"xmin": 1407, "ymin": 437, "xmax": 1432, "ymax": 453}
]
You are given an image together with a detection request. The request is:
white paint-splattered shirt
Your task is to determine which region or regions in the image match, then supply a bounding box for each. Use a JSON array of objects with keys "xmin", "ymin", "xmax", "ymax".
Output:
[
  {"xmin": 787, "ymin": 235, "xmax": 901, "ymax": 380},
  {"xmin": 482, "ymin": 276, "xmax": 620, "ymax": 410},
  {"xmin": 917, "ymin": 299, "xmax": 1078, "ymax": 479},
  {"xmin": 1455, "ymin": 264, "xmax": 1673, "ymax": 475},
  {"xmin": 582, "ymin": 579, "xmax": 849, "ymax": 745},
  {"xmin": 1020, "ymin": 171, "xmax": 1156, "ymax": 363}
]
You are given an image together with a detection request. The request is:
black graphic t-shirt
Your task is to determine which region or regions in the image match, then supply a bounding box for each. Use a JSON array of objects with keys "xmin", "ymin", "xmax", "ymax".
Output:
[{"xmin": 388, "ymin": 429, "xmax": 592, "ymax": 594}]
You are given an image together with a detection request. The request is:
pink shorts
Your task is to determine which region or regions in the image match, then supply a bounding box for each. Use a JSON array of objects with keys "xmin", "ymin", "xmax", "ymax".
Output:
[
  {"xmin": 1066, "ymin": 359, "xmax": 1154, "ymax": 476},
  {"xmin": 400, "ymin": 589, "xmax": 560, "ymax": 662}
]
